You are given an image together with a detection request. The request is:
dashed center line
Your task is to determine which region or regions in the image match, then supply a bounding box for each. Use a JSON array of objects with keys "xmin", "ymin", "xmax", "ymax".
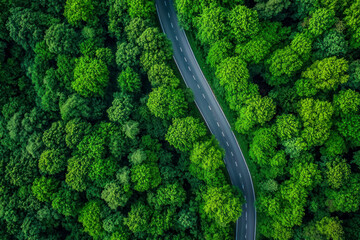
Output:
[
  {"xmin": 164, "ymin": 1, "xmax": 167, "ymax": 6},
  {"xmin": 168, "ymin": 12, "xmax": 170, "ymax": 18},
  {"xmin": 216, "ymin": 122, "xmax": 220, "ymax": 127},
  {"xmin": 192, "ymin": 75, "xmax": 196, "ymax": 80},
  {"xmin": 246, "ymin": 224, "xmax": 247, "ymax": 229},
  {"xmin": 175, "ymin": 36, "xmax": 178, "ymax": 41},
  {"xmin": 235, "ymin": 161, "xmax": 238, "ymax": 167},
  {"xmin": 197, "ymin": 84, "xmax": 200, "ymax": 89},
  {"xmin": 231, "ymin": 152, "xmax": 234, "ymax": 156},
  {"xmin": 239, "ymin": 173, "xmax": 242, "ymax": 178},
  {"xmin": 180, "ymin": 47, "xmax": 183, "ymax": 52},
  {"xmin": 208, "ymin": 105, "xmax": 212, "ymax": 111},
  {"xmin": 221, "ymin": 132, "xmax": 225, "ymax": 137},
  {"xmin": 244, "ymin": 195, "xmax": 247, "ymax": 200},
  {"xmin": 202, "ymin": 94, "xmax": 205, "ymax": 99},
  {"xmin": 242, "ymin": 184, "xmax": 245, "ymax": 189},
  {"xmin": 171, "ymin": 22, "xmax": 174, "ymax": 28},
  {"xmin": 184, "ymin": 57, "xmax": 187, "ymax": 62},
  {"xmin": 188, "ymin": 66, "xmax": 192, "ymax": 71},
  {"xmin": 246, "ymin": 212, "xmax": 248, "ymax": 220},
  {"xmin": 226, "ymin": 141, "xmax": 229, "ymax": 146},
  {"xmin": 245, "ymin": 203, "xmax": 248, "ymax": 208}
]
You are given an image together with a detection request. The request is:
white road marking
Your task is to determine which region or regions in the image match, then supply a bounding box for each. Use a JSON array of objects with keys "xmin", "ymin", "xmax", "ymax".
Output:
[
  {"xmin": 221, "ymin": 132, "xmax": 225, "ymax": 136},
  {"xmin": 216, "ymin": 122, "xmax": 220, "ymax": 127},
  {"xmin": 246, "ymin": 224, "xmax": 247, "ymax": 229},
  {"xmin": 246, "ymin": 212, "xmax": 248, "ymax": 220},
  {"xmin": 171, "ymin": 22, "xmax": 174, "ymax": 28},
  {"xmin": 245, "ymin": 203, "xmax": 247, "ymax": 208},
  {"xmin": 180, "ymin": 47, "xmax": 183, "ymax": 52},
  {"xmin": 192, "ymin": 75, "xmax": 196, "ymax": 80},
  {"xmin": 188, "ymin": 66, "xmax": 192, "ymax": 71},
  {"xmin": 231, "ymin": 152, "xmax": 234, "ymax": 156},
  {"xmin": 175, "ymin": 36, "xmax": 178, "ymax": 41},
  {"xmin": 242, "ymin": 184, "xmax": 244, "ymax": 189},
  {"xmin": 197, "ymin": 84, "xmax": 200, "ymax": 89},
  {"xmin": 164, "ymin": 1, "xmax": 167, "ymax": 6},
  {"xmin": 168, "ymin": 12, "xmax": 170, "ymax": 18},
  {"xmin": 245, "ymin": 234, "xmax": 247, "ymax": 239},
  {"xmin": 202, "ymin": 94, "xmax": 205, "ymax": 99},
  {"xmin": 235, "ymin": 161, "xmax": 238, "ymax": 167},
  {"xmin": 208, "ymin": 105, "xmax": 212, "ymax": 111},
  {"xmin": 226, "ymin": 141, "xmax": 229, "ymax": 146},
  {"xmin": 244, "ymin": 195, "xmax": 247, "ymax": 200},
  {"xmin": 184, "ymin": 57, "xmax": 187, "ymax": 62},
  {"xmin": 239, "ymin": 173, "xmax": 242, "ymax": 178}
]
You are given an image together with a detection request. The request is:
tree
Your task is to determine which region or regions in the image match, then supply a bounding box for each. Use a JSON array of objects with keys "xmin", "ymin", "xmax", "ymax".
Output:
[
  {"xmin": 107, "ymin": 93, "xmax": 133, "ymax": 124},
  {"xmin": 116, "ymin": 42, "xmax": 140, "ymax": 70},
  {"xmin": 301, "ymin": 56, "xmax": 349, "ymax": 91},
  {"xmin": 236, "ymin": 37, "xmax": 272, "ymax": 64},
  {"xmin": 125, "ymin": 17, "xmax": 151, "ymax": 43},
  {"xmin": 195, "ymin": 3, "xmax": 227, "ymax": 45},
  {"xmin": 118, "ymin": 67, "xmax": 141, "ymax": 93},
  {"xmin": 101, "ymin": 181, "xmax": 132, "ymax": 210},
  {"xmin": 38, "ymin": 149, "xmax": 67, "ymax": 175},
  {"xmin": 64, "ymin": 0, "xmax": 97, "ymax": 26},
  {"xmin": 129, "ymin": 149, "xmax": 147, "ymax": 165},
  {"xmin": 249, "ymin": 128, "xmax": 278, "ymax": 166},
  {"xmin": 123, "ymin": 121, "xmax": 140, "ymax": 140},
  {"xmin": 131, "ymin": 163, "xmax": 161, "ymax": 192},
  {"xmin": 215, "ymin": 57, "xmax": 249, "ymax": 93},
  {"xmin": 147, "ymin": 86, "xmax": 188, "ymax": 120},
  {"xmin": 207, "ymin": 39, "xmax": 233, "ymax": 68},
  {"xmin": 346, "ymin": 60, "xmax": 360, "ymax": 90},
  {"xmin": 6, "ymin": 8, "xmax": 58, "ymax": 50},
  {"xmin": 228, "ymin": 5, "xmax": 260, "ymax": 43},
  {"xmin": 66, "ymin": 155, "xmax": 90, "ymax": 192},
  {"xmin": 88, "ymin": 157, "xmax": 118, "ymax": 185},
  {"xmin": 275, "ymin": 114, "xmax": 301, "ymax": 141},
  {"xmin": 313, "ymin": 30, "xmax": 348, "ymax": 59},
  {"xmin": 316, "ymin": 217, "xmax": 344, "ymax": 240},
  {"xmin": 65, "ymin": 118, "xmax": 91, "ymax": 149},
  {"xmin": 344, "ymin": 0, "xmax": 360, "ymax": 48},
  {"xmin": 137, "ymin": 27, "xmax": 172, "ymax": 71},
  {"xmin": 44, "ymin": 23, "xmax": 78, "ymax": 55},
  {"xmin": 325, "ymin": 174, "xmax": 360, "ymax": 213},
  {"xmin": 190, "ymin": 138, "xmax": 224, "ymax": 171},
  {"xmin": 235, "ymin": 95, "xmax": 276, "ymax": 134},
  {"xmin": 290, "ymin": 33, "xmax": 312, "ymax": 61},
  {"xmin": 326, "ymin": 158, "xmax": 351, "ymax": 189},
  {"xmin": 203, "ymin": 185, "xmax": 243, "ymax": 226},
  {"xmin": 308, "ymin": 8, "xmax": 336, "ymax": 37},
  {"xmin": 126, "ymin": 0, "xmax": 155, "ymax": 20},
  {"xmin": 337, "ymin": 113, "xmax": 360, "ymax": 143},
  {"xmin": 298, "ymin": 98, "xmax": 334, "ymax": 147},
  {"xmin": 166, "ymin": 117, "xmax": 207, "ymax": 152},
  {"xmin": 125, "ymin": 202, "xmax": 152, "ymax": 233},
  {"xmin": 78, "ymin": 201, "xmax": 105, "ymax": 238},
  {"xmin": 321, "ymin": 132, "xmax": 347, "ymax": 158},
  {"xmin": 72, "ymin": 56, "xmax": 109, "ymax": 97},
  {"xmin": 149, "ymin": 182, "xmax": 186, "ymax": 209},
  {"xmin": 333, "ymin": 89, "xmax": 360, "ymax": 115},
  {"xmin": 31, "ymin": 176, "xmax": 59, "ymax": 202},
  {"xmin": 266, "ymin": 46, "xmax": 303, "ymax": 86},
  {"xmin": 42, "ymin": 121, "xmax": 67, "ymax": 149},
  {"xmin": 51, "ymin": 185, "xmax": 81, "ymax": 217},
  {"xmin": 147, "ymin": 64, "xmax": 180, "ymax": 87},
  {"xmin": 60, "ymin": 94, "xmax": 92, "ymax": 121},
  {"xmin": 254, "ymin": 0, "xmax": 291, "ymax": 20}
]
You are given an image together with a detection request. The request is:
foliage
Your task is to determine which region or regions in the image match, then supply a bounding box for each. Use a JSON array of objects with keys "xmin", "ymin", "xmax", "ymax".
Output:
[{"xmin": 72, "ymin": 56, "xmax": 109, "ymax": 97}]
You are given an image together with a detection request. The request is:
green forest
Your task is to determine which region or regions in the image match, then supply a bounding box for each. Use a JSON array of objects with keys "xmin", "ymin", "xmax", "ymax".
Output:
[
  {"xmin": 0, "ymin": 0, "xmax": 244, "ymax": 239},
  {"xmin": 174, "ymin": 0, "xmax": 360, "ymax": 239}
]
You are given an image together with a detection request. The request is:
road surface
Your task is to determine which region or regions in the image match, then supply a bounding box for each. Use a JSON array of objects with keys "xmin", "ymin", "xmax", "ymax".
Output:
[{"xmin": 155, "ymin": 1, "xmax": 256, "ymax": 240}]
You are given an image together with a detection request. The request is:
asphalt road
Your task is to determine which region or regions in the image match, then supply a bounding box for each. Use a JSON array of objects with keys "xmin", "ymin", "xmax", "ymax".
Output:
[{"xmin": 155, "ymin": 1, "xmax": 256, "ymax": 239}]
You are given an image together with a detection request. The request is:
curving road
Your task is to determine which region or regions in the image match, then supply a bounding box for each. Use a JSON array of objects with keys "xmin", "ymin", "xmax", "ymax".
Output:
[{"xmin": 155, "ymin": 1, "xmax": 256, "ymax": 240}]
